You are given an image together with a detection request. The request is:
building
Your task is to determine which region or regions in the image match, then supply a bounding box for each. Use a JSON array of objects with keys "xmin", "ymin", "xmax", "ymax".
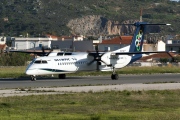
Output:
[
  {"xmin": 10, "ymin": 34, "xmax": 86, "ymax": 51},
  {"xmin": 143, "ymin": 40, "xmax": 166, "ymax": 52},
  {"xmin": 0, "ymin": 36, "xmax": 6, "ymax": 45},
  {"xmin": 10, "ymin": 35, "xmax": 58, "ymax": 50},
  {"xmin": 0, "ymin": 44, "xmax": 6, "ymax": 53},
  {"xmin": 51, "ymin": 40, "xmax": 93, "ymax": 52},
  {"xmin": 166, "ymin": 39, "xmax": 180, "ymax": 52},
  {"xmin": 51, "ymin": 35, "xmax": 91, "ymax": 51},
  {"xmin": 0, "ymin": 36, "xmax": 6, "ymax": 53},
  {"xmin": 97, "ymin": 36, "xmax": 133, "ymax": 51}
]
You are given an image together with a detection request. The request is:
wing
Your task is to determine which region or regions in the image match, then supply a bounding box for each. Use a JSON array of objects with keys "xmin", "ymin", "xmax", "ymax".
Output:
[
  {"xmin": 114, "ymin": 51, "xmax": 169, "ymax": 55},
  {"xmin": 7, "ymin": 50, "xmax": 51, "ymax": 56}
]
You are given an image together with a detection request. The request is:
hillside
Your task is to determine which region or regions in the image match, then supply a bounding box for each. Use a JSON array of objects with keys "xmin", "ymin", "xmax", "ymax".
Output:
[{"xmin": 0, "ymin": 0, "xmax": 179, "ymax": 37}]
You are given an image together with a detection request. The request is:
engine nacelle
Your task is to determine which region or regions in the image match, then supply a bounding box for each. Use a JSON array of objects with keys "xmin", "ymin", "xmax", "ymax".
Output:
[{"xmin": 101, "ymin": 52, "xmax": 132, "ymax": 69}]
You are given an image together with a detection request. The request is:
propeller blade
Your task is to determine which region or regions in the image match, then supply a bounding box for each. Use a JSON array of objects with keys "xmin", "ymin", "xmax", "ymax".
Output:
[
  {"xmin": 99, "ymin": 53, "xmax": 105, "ymax": 57},
  {"xmin": 100, "ymin": 60, "xmax": 108, "ymax": 65},
  {"xmin": 46, "ymin": 49, "xmax": 53, "ymax": 56},
  {"xmin": 41, "ymin": 46, "xmax": 45, "ymax": 56},
  {"xmin": 88, "ymin": 45, "xmax": 107, "ymax": 71},
  {"xmin": 96, "ymin": 62, "xmax": 100, "ymax": 71},
  {"xmin": 95, "ymin": 45, "xmax": 98, "ymax": 51}
]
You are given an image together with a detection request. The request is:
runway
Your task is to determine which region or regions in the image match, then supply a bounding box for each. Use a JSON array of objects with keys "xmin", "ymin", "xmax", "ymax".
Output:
[{"xmin": 0, "ymin": 73, "xmax": 180, "ymax": 89}]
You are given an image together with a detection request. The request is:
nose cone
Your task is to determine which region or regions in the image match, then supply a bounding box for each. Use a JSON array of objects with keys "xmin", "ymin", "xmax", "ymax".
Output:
[
  {"xmin": 26, "ymin": 63, "xmax": 35, "ymax": 75},
  {"xmin": 26, "ymin": 69, "xmax": 32, "ymax": 75},
  {"xmin": 26, "ymin": 68, "xmax": 36, "ymax": 75}
]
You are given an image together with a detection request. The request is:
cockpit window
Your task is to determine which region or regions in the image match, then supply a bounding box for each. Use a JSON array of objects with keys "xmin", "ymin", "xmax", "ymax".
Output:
[
  {"xmin": 34, "ymin": 60, "xmax": 41, "ymax": 63},
  {"xmin": 30, "ymin": 59, "xmax": 36, "ymax": 64},
  {"xmin": 57, "ymin": 52, "xmax": 72, "ymax": 56},
  {"xmin": 34, "ymin": 60, "xmax": 47, "ymax": 64},
  {"xmin": 42, "ymin": 60, "xmax": 47, "ymax": 63}
]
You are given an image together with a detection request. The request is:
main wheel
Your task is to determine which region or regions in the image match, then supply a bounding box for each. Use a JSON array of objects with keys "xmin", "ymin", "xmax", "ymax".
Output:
[
  {"xmin": 111, "ymin": 74, "xmax": 119, "ymax": 80},
  {"xmin": 58, "ymin": 74, "xmax": 66, "ymax": 79}
]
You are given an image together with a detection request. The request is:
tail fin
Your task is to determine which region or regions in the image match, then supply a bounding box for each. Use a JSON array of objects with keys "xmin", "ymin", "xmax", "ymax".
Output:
[
  {"xmin": 128, "ymin": 22, "xmax": 147, "ymax": 63},
  {"xmin": 129, "ymin": 22, "xmax": 170, "ymax": 52},
  {"xmin": 128, "ymin": 22, "xmax": 170, "ymax": 63},
  {"xmin": 129, "ymin": 22, "xmax": 147, "ymax": 53}
]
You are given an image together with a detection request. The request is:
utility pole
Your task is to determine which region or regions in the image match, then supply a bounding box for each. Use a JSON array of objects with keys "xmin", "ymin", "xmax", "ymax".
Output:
[{"xmin": 140, "ymin": 8, "xmax": 143, "ymax": 22}]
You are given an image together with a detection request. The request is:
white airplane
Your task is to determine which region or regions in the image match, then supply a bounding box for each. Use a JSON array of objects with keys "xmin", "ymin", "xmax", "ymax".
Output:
[{"xmin": 25, "ymin": 22, "xmax": 171, "ymax": 81}]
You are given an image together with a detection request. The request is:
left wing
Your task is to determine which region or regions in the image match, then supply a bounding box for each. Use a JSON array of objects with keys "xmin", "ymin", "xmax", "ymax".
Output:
[
  {"xmin": 113, "ymin": 51, "xmax": 169, "ymax": 55},
  {"xmin": 7, "ymin": 50, "xmax": 52, "ymax": 56}
]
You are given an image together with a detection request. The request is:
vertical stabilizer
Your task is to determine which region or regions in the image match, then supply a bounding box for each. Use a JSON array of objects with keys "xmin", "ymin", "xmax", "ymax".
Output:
[{"xmin": 129, "ymin": 22, "xmax": 147, "ymax": 62}]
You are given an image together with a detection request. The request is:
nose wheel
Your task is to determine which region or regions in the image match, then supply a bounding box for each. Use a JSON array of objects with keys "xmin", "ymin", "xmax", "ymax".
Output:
[
  {"xmin": 111, "ymin": 67, "xmax": 119, "ymax": 80},
  {"xmin": 31, "ymin": 75, "xmax": 36, "ymax": 81}
]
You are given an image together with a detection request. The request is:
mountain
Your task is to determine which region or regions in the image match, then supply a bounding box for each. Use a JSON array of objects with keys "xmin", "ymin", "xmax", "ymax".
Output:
[{"xmin": 0, "ymin": 0, "xmax": 179, "ymax": 37}]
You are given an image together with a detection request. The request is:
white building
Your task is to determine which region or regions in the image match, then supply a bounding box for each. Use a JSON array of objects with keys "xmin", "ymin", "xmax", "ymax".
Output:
[
  {"xmin": 11, "ymin": 37, "xmax": 54, "ymax": 50},
  {"xmin": 0, "ymin": 36, "xmax": 6, "ymax": 45},
  {"xmin": 73, "ymin": 35, "xmax": 84, "ymax": 41},
  {"xmin": 143, "ymin": 40, "xmax": 166, "ymax": 51},
  {"xmin": 9, "ymin": 35, "xmax": 85, "ymax": 50}
]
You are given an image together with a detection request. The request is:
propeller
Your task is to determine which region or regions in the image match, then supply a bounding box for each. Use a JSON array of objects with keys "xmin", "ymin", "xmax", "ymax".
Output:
[
  {"xmin": 88, "ymin": 45, "xmax": 109, "ymax": 71},
  {"xmin": 41, "ymin": 46, "xmax": 46, "ymax": 56},
  {"xmin": 39, "ymin": 46, "xmax": 53, "ymax": 56}
]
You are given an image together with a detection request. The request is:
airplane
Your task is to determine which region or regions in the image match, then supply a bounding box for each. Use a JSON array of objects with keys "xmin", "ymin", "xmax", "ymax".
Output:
[{"xmin": 25, "ymin": 22, "xmax": 171, "ymax": 81}]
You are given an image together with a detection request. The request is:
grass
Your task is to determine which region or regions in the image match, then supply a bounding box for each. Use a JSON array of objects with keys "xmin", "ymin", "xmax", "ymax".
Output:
[
  {"xmin": 1, "ymin": 66, "xmax": 180, "ymax": 119},
  {"xmin": 1, "ymin": 65, "xmax": 180, "ymax": 78},
  {"xmin": 0, "ymin": 90, "xmax": 180, "ymax": 119},
  {"xmin": 0, "ymin": 66, "xmax": 27, "ymax": 78}
]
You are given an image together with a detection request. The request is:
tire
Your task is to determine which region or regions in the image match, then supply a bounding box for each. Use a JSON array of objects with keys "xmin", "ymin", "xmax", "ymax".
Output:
[
  {"xmin": 114, "ymin": 74, "xmax": 119, "ymax": 80},
  {"xmin": 58, "ymin": 74, "xmax": 66, "ymax": 79},
  {"xmin": 111, "ymin": 74, "xmax": 119, "ymax": 80}
]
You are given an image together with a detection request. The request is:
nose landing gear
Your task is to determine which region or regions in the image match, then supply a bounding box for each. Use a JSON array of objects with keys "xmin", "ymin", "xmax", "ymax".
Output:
[{"xmin": 31, "ymin": 75, "xmax": 36, "ymax": 81}]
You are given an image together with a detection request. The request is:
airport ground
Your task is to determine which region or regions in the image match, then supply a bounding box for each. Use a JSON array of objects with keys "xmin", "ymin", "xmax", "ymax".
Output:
[
  {"xmin": 1, "ymin": 67, "xmax": 180, "ymax": 119},
  {"xmin": 0, "ymin": 74, "xmax": 180, "ymax": 120}
]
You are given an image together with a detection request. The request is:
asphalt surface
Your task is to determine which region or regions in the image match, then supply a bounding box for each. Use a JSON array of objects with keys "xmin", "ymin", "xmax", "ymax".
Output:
[{"xmin": 0, "ymin": 73, "xmax": 180, "ymax": 89}]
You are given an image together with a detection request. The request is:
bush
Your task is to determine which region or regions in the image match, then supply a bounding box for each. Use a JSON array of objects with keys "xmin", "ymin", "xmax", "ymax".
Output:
[
  {"xmin": 0, "ymin": 53, "xmax": 31, "ymax": 66},
  {"xmin": 173, "ymin": 56, "xmax": 180, "ymax": 62},
  {"xmin": 159, "ymin": 58, "xmax": 169, "ymax": 63}
]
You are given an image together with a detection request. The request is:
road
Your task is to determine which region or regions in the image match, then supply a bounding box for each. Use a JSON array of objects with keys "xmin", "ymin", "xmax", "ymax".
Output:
[{"xmin": 0, "ymin": 73, "xmax": 180, "ymax": 89}]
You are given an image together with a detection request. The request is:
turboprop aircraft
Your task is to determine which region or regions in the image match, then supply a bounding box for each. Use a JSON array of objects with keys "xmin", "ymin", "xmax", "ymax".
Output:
[{"xmin": 25, "ymin": 22, "xmax": 171, "ymax": 81}]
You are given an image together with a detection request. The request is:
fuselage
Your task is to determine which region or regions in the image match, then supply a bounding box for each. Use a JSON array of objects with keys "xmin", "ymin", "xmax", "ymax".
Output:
[{"xmin": 25, "ymin": 52, "xmax": 133, "ymax": 76}]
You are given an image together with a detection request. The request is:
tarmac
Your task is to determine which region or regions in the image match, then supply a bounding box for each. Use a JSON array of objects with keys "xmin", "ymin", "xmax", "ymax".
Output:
[{"xmin": 1, "ymin": 83, "xmax": 180, "ymax": 97}]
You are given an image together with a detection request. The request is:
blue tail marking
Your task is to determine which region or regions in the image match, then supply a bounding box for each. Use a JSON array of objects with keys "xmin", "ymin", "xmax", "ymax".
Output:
[{"xmin": 129, "ymin": 22, "xmax": 147, "ymax": 63}]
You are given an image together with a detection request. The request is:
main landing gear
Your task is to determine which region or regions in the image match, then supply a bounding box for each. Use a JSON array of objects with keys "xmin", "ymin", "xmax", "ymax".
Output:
[
  {"xmin": 111, "ymin": 67, "xmax": 119, "ymax": 80},
  {"xmin": 31, "ymin": 75, "xmax": 36, "ymax": 81},
  {"xmin": 58, "ymin": 74, "xmax": 66, "ymax": 79}
]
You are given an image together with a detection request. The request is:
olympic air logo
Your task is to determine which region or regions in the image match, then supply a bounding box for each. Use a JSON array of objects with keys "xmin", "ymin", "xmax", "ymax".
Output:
[
  {"xmin": 54, "ymin": 58, "xmax": 77, "ymax": 61},
  {"xmin": 135, "ymin": 30, "xmax": 143, "ymax": 51}
]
